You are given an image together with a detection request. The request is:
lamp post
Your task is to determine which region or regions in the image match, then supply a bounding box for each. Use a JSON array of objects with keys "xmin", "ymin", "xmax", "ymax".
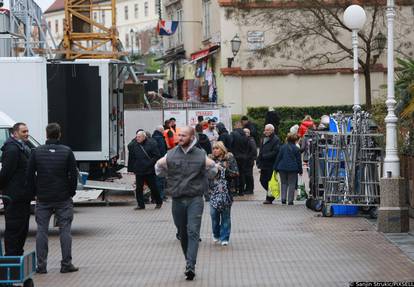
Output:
[
  {"xmin": 343, "ymin": 5, "xmax": 367, "ymax": 113},
  {"xmin": 383, "ymin": 0, "xmax": 399, "ymax": 177},
  {"xmin": 227, "ymin": 34, "xmax": 241, "ymax": 68},
  {"xmin": 130, "ymin": 28, "xmax": 135, "ymax": 55}
]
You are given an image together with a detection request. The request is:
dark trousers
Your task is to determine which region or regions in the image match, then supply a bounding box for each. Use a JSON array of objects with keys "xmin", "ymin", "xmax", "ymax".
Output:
[
  {"xmin": 4, "ymin": 201, "xmax": 31, "ymax": 256},
  {"xmin": 135, "ymin": 173, "xmax": 162, "ymax": 208},
  {"xmin": 244, "ymin": 164, "xmax": 254, "ymax": 194},
  {"xmin": 236, "ymin": 158, "xmax": 247, "ymax": 195},
  {"xmin": 156, "ymin": 176, "xmax": 166, "ymax": 199},
  {"xmin": 260, "ymin": 169, "xmax": 274, "ymax": 202},
  {"xmin": 36, "ymin": 199, "xmax": 74, "ymax": 270},
  {"xmin": 172, "ymin": 196, "xmax": 204, "ymax": 269}
]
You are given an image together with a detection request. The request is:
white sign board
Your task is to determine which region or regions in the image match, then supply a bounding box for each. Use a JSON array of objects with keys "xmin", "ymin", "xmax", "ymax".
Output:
[
  {"xmin": 247, "ymin": 31, "xmax": 265, "ymax": 51},
  {"xmin": 164, "ymin": 110, "xmax": 187, "ymax": 128},
  {"xmin": 188, "ymin": 110, "xmax": 220, "ymax": 127}
]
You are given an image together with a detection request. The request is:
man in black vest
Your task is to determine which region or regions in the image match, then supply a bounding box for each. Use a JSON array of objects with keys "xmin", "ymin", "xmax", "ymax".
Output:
[
  {"xmin": 26, "ymin": 123, "xmax": 78, "ymax": 274},
  {"xmin": 0, "ymin": 122, "xmax": 32, "ymax": 256},
  {"xmin": 156, "ymin": 126, "xmax": 218, "ymax": 281}
]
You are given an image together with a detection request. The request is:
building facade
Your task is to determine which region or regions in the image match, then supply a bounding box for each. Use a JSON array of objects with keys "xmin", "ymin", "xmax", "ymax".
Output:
[
  {"xmin": 44, "ymin": 0, "xmax": 161, "ymax": 55},
  {"xmin": 160, "ymin": 0, "xmax": 222, "ymax": 102}
]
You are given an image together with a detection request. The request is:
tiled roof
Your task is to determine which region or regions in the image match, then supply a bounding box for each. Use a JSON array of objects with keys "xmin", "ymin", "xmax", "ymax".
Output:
[{"xmin": 44, "ymin": 0, "xmax": 64, "ymax": 14}]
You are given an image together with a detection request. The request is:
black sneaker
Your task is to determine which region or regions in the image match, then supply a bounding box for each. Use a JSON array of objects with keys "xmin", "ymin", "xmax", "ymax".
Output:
[
  {"xmin": 185, "ymin": 267, "xmax": 195, "ymax": 281},
  {"xmin": 288, "ymin": 202, "xmax": 294, "ymax": 206},
  {"xmin": 36, "ymin": 268, "xmax": 47, "ymax": 274},
  {"xmin": 134, "ymin": 206, "xmax": 145, "ymax": 210},
  {"xmin": 155, "ymin": 203, "xmax": 162, "ymax": 209},
  {"xmin": 60, "ymin": 264, "xmax": 79, "ymax": 273}
]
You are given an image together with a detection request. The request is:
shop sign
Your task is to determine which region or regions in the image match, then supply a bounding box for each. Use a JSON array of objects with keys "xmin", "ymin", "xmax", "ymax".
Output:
[
  {"xmin": 188, "ymin": 110, "xmax": 220, "ymax": 127},
  {"xmin": 164, "ymin": 110, "xmax": 187, "ymax": 128}
]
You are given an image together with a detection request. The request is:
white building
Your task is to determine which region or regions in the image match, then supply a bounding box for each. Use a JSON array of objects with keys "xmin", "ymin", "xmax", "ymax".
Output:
[{"xmin": 44, "ymin": 0, "xmax": 161, "ymax": 54}]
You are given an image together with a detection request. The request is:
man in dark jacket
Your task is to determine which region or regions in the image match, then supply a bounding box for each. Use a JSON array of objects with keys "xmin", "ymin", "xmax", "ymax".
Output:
[
  {"xmin": 216, "ymin": 122, "xmax": 232, "ymax": 151},
  {"xmin": 152, "ymin": 126, "xmax": 168, "ymax": 200},
  {"xmin": 243, "ymin": 128, "xmax": 258, "ymax": 194},
  {"xmin": 257, "ymin": 124, "xmax": 280, "ymax": 204},
  {"xmin": 128, "ymin": 130, "xmax": 163, "ymax": 209},
  {"xmin": 241, "ymin": 116, "xmax": 258, "ymax": 143},
  {"xmin": 195, "ymin": 124, "xmax": 212, "ymax": 155},
  {"xmin": 26, "ymin": 123, "xmax": 78, "ymax": 274},
  {"xmin": 230, "ymin": 122, "xmax": 251, "ymax": 196},
  {"xmin": 155, "ymin": 126, "xmax": 218, "ymax": 281},
  {"xmin": 0, "ymin": 122, "xmax": 32, "ymax": 257}
]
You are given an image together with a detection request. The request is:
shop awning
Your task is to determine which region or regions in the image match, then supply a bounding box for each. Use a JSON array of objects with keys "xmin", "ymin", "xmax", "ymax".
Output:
[{"xmin": 189, "ymin": 44, "xmax": 220, "ymax": 63}]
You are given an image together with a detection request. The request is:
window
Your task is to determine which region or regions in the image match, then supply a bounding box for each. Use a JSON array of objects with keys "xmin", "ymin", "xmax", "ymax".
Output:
[
  {"xmin": 134, "ymin": 4, "xmax": 138, "ymax": 19},
  {"xmin": 62, "ymin": 19, "xmax": 65, "ymax": 32},
  {"xmin": 48, "ymin": 21, "xmax": 51, "ymax": 30},
  {"xmin": 55, "ymin": 19, "xmax": 58, "ymax": 34},
  {"xmin": 155, "ymin": 0, "xmax": 160, "ymax": 17},
  {"xmin": 202, "ymin": 0, "xmax": 211, "ymax": 39},
  {"xmin": 125, "ymin": 34, "xmax": 129, "ymax": 48},
  {"xmin": 102, "ymin": 10, "xmax": 105, "ymax": 25},
  {"xmin": 124, "ymin": 5, "xmax": 129, "ymax": 20},
  {"xmin": 144, "ymin": 1, "xmax": 148, "ymax": 17},
  {"xmin": 93, "ymin": 12, "xmax": 97, "ymax": 22},
  {"xmin": 177, "ymin": 9, "xmax": 183, "ymax": 44},
  {"xmin": 168, "ymin": 13, "xmax": 174, "ymax": 48},
  {"xmin": 0, "ymin": 128, "xmax": 10, "ymax": 159}
]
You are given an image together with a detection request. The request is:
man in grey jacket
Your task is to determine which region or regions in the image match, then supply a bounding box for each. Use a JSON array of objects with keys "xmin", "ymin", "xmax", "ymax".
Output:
[{"xmin": 156, "ymin": 126, "xmax": 218, "ymax": 281}]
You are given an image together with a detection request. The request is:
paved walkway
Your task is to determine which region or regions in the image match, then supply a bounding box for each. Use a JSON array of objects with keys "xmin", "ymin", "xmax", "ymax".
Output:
[{"xmin": 5, "ymin": 191, "xmax": 412, "ymax": 286}]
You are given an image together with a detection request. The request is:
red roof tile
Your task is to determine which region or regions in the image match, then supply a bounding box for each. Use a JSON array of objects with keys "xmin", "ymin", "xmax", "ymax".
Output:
[{"xmin": 44, "ymin": 0, "xmax": 64, "ymax": 14}]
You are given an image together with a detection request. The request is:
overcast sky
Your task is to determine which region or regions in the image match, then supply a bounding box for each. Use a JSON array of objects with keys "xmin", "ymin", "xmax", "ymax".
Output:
[{"xmin": 3, "ymin": 0, "xmax": 54, "ymax": 12}]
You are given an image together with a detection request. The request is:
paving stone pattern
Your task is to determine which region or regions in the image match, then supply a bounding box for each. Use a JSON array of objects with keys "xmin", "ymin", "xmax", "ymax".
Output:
[{"xmin": 3, "ymin": 198, "xmax": 412, "ymax": 287}]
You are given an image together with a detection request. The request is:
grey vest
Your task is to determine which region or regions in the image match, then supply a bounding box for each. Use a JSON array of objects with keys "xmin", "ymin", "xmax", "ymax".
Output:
[{"xmin": 166, "ymin": 145, "xmax": 207, "ymax": 199}]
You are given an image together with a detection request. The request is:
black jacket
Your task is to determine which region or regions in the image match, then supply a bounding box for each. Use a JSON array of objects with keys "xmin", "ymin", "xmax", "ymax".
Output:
[
  {"xmin": 257, "ymin": 133, "xmax": 280, "ymax": 170},
  {"xmin": 230, "ymin": 129, "xmax": 250, "ymax": 161},
  {"xmin": 247, "ymin": 137, "xmax": 258, "ymax": 166},
  {"xmin": 216, "ymin": 123, "xmax": 232, "ymax": 151},
  {"xmin": 128, "ymin": 138, "xmax": 160, "ymax": 175},
  {"xmin": 26, "ymin": 139, "xmax": 77, "ymax": 202},
  {"xmin": 196, "ymin": 133, "xmax": 212, "ymax": 155},
  {"xmin": 0, "ymin": 137, "xmax": 32, "ymax": 202},
  {"xmin": 152, "ymin": 130, "xmax": 167, "ymax": 156}
]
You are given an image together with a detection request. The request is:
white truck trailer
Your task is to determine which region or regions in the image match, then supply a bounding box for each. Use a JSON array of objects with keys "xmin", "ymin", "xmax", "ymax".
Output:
[{"xmin": 0, "ymin": 57, "xmax": 127, "ymax": 178}]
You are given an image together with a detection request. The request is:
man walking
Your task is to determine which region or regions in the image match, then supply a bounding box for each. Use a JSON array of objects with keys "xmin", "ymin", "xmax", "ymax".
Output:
[
  {"xmin": 26, "ymin": 123, "xmax": 78, "ymax": 274},
  {"xmin": 128, "ymin": 130, "xmax": 163, "ymax": 209},
  {"xmin": 230, "ymin": 122, "xmax": 251, "ymax": 196},
  {"xmin": 0, "ymin": 122, "xmax": 32, "ymax": 257},
  {"xmin": 257, "ymin": 124, "xmax": 280, "ymax": 204},
  {"xmin": 156, "ymin": 126, "xmax": 218, "ymax": 280},
  {"xmin": 152, "ymin": 126, "xmax": 168, "ymax": 200}
]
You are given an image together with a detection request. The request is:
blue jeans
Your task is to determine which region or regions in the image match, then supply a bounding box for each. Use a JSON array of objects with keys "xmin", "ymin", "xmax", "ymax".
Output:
[
  {"xmin": 210, "ymin": 206, "xmax": 231, "ymax": 242},
  {"xmin": 172, "ymin": 196, "xmax": 204, "ymax": 269}
]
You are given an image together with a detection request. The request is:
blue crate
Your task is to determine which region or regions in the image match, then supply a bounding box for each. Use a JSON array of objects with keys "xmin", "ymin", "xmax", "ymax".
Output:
[
  {"xmin": 79, "ymin": 172, "xmax": 89, "ymax": 185},
  {"xmin": 0, "ymin": 251, "xmax": 36, "ymax": 284},
  {"xmin": 331, "ymin": 205, "xmax": 359, "ymax": 216}
]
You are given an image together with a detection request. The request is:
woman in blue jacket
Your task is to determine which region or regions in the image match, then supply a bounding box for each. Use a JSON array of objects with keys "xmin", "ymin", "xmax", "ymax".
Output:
[{"xmin": 273, "ymin": 133, "xmax": 303, "ymax": 205}]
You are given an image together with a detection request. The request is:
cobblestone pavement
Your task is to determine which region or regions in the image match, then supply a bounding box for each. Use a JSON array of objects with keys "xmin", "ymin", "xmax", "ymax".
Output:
[{"xmin": 3, "ymin": 189, "xmax": 411, "ymax": 287}]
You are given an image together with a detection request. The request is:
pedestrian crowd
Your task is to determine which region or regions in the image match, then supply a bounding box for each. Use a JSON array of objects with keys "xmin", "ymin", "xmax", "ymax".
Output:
[{"xmin": 0, "ymin": 113, "xmax": 328, "ymax": 281}]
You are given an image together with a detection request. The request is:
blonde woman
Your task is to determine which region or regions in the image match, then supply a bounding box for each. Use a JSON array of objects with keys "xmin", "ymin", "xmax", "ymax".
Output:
[{"xmin": 208, "ymin": 141, "xmax": 238, "ymax": 246}]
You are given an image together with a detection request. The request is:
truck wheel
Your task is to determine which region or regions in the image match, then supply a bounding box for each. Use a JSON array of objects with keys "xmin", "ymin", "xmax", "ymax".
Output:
[{"xmin": 23, "ymin": 278, "xmax": 34, "ymax": 287}]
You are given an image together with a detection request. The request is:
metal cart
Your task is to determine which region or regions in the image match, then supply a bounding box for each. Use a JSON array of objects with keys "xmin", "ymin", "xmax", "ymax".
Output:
[
  {"xmin": 306, "ymin": 111, "xmax": 383, "ymax": 217},
  {"xmin": 0, "ymin": 196, "xmax": 36, "ymax": 287}
]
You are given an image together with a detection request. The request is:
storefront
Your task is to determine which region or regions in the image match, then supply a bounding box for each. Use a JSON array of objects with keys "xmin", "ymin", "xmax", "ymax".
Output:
[{"xmin": 184, "ymin": 44, "xmax": 220, "ymax": 102}]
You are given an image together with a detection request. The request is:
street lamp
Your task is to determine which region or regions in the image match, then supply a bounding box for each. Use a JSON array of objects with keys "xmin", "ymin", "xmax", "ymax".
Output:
[
  {"xmin": 130, "ymin": 28, "xmax": 135, "ymax": 55},
  {"xmin": 372, "ymin": 32, "xmax": 387, "ymax": 59},
  {"xmin": 343, "ymin": 5, "xmax": 367, "ymax": 112},
  {"xmin": 383, "ymin": 0, "xmax": 399, "ymax": 177},
  {"xmin": 227, "ymin": 34, "xmax": 241, "ymax": 68}
]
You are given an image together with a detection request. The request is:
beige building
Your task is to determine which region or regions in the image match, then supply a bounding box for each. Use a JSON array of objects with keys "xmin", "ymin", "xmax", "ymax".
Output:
[
  {"xmin": 44, "ymin": 0, "xmax": 161, "ymax": 54},
  {"xmin": 217, "ymin": 0, "xmax": 414, "ymax": 114},
  {"xmin": 160, "ymin": 0, "xmax": 413, "ymax": 114}
]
